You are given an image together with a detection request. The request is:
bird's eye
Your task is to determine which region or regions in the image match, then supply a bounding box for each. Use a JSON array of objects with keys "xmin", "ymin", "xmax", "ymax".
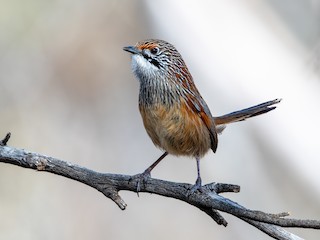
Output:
[{"xmin": 150, "ymin": 47, "xmax": 159, "ymax": 55}]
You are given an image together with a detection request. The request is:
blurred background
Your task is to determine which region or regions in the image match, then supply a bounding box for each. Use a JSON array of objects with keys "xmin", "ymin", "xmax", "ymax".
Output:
[{"xmin": 0, "ymin": 0, "xmax": 320, "ymax": 239}]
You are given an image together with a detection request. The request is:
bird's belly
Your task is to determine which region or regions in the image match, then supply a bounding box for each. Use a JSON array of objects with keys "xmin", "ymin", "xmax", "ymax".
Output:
[{"xmin": 139, "ymin": 103, "xmax": 211, "ymax": 157}]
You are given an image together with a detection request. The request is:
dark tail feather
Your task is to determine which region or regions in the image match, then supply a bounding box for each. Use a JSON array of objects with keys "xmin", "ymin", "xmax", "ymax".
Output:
[{"xmin": 214, "ymin": 98, "xmax": 281, "ymax": 126}]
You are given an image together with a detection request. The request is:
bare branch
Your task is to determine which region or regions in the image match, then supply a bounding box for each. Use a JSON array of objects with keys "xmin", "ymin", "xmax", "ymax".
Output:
[{"xmin": 0, "ymin": 137, "xmax": 319, "ymax": 240}]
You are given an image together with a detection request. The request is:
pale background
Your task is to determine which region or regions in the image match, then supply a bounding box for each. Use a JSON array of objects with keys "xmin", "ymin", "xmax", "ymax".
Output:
[{"xmin": 0, "ymin": 0, "xmax": 320, "ymax": 239}]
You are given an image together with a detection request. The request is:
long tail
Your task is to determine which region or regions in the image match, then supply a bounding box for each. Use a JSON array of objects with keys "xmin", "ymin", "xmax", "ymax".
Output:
[{"xmin": 214, "ymin": 99, "xmax": 281, "ymax": 127}]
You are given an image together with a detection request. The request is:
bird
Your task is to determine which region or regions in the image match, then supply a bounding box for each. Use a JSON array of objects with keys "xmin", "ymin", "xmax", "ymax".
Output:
[{"xmin": 123, "ymin": 39, "xmax": 281, "ymax": 193}]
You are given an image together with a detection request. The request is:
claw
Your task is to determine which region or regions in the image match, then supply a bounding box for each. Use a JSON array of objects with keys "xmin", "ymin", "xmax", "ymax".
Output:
[
  {"xmin": 129, "ymin": 170, "xmax": 151, "ymax": 195},
  {"xmin": 129, "ymin": 152, "xmax": 168, "ymax": 196},
  {"xmin": 187, "ymin": 176, "xmax": 203, "ymax": 196}
]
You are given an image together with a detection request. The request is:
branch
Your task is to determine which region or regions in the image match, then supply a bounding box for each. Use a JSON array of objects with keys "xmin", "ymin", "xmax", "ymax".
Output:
[{"xmin": 0, "ymin": 133, "xmax": 319, "ymax": 240}]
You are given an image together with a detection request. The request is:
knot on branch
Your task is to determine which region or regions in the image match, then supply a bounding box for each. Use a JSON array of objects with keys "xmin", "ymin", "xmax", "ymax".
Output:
[{"xmin": 35, "ymin": 157, "xmax": 48, "ymax": 171}]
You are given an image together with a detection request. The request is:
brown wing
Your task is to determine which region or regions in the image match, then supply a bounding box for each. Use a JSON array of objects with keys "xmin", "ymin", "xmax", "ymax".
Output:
[
  {"xmin": 185, "ymin": 95, "xmax": 218, "ymax": 153},
  {"xmin": 174, "ymin": 62, "xmax": 218, "ymax": 153}
]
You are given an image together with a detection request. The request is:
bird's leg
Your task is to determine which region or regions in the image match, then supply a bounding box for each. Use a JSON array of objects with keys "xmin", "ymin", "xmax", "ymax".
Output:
[
  {"xmin": 189, "ymin": 157, "xmax": 203, "ymax": 195},
  {"xmin": 130, "ymin": 152, "xmax": 168, "ymax": 193}
]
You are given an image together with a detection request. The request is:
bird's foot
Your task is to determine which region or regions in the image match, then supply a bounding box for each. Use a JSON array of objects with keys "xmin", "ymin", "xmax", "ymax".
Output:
[
  {"xmin": 187, "ymin": 176, "xmax": 203, "ymax": 196},
  {"xmin": 129, "ymin": 170, "xmax": 151, "ymax": 195}
]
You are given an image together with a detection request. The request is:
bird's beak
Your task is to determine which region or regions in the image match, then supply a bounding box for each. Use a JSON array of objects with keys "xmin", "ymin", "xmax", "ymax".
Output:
[{"xmin": 123, "ymin": 45, "xmax": 140, "ymax": 55}]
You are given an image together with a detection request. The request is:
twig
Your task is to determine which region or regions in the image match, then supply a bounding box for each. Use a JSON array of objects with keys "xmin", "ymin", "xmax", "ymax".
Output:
[
  {"xmin": 0, "ymin": 133, "xmax": 319, "ymax": 240},
  {"xmin": 0, "ymin": 132, "xmax": 11, "ymax": 146}
]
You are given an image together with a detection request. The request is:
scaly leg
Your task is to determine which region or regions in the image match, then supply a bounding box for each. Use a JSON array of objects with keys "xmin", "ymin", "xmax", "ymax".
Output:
[{"xmin": 189, "ymin": 157, "xmax": 203, "ymax": 194}]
